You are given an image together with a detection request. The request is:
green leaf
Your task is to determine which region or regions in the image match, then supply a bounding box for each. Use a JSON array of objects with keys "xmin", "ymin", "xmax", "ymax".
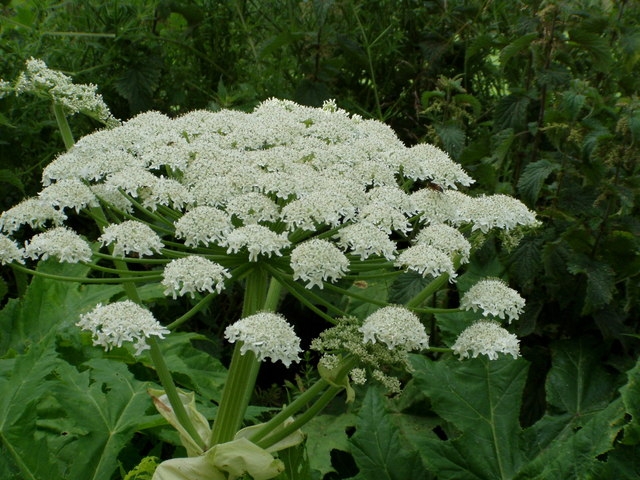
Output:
[
  {"xmin": 409, "ymin": 355, "xmax": 530, "ymax": 479},
  {"xmin": 304, "ymin": 413, "xmax": 357, "ymax": 477},
  {"xmin": 619, "ymin": 355, "xmax": 640, "ymax": 445},
  {"xmin": 434, "ymin": 122, "xmax": 466, "ymax": 158},
  {"xmin": 388, "ymin": 271, "xmax": 429, "ymax": 305},
  {"xmin": 516, "ymin": 341, "xmax": 630, "ymax": 478},
  {"xmin": 517, "ymin": 398, "xmax": 626, "ymax": 479},
  {"xmin": 569, "ymin": 29, "xmax": 612, "ymax": 72},
  {"xmin": 51, "ymin": 358, "xmax": 159, "ymax": 480},
  {"xmin": 341, "ymin": 273, "xmax": 390, "ymax": 320},
  {"xmin": 499, "ymin": 33, "xmax": 538, "ymax": 69},
  {"xmin": 0, "ymin": 260, "xmax": 122, "ymax": 355},
  {"xmin": 350, "ymin": 387, "xmax": 430, "ymax": 480},
  {"xmin": 155, "ymin": 332, "xmax": 227, "ymax": 403},
  {"xmin": 545, "ymin": 339, "xmax": 617, "ymax": 417},
  {"xmin": 0, "ymin": 337, "xmax": 67, "ymax": 479},
  {"xmin": 115, "ymin": 56, "xmax": 162, "ymax": 113},
  {"xmin": 566, "ymin": 255, "xmax": 616, "ymax": 314},
  {"xmin": 494, "ymin": 94, "xmax": 530, "ymax": 131},
  {"xmin": 516, "ymin": 158, "xmax": 559, "ymax": 205}
]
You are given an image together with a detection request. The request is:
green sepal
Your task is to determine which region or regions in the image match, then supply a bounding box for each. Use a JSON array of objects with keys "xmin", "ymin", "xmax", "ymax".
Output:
[
  {"xmin": 152, "ymin": 438, "xmax": 284, "ymax": 480},
  {"xmin": 148, "ymin": 388, "xmax": 211, "ymax": 457}
]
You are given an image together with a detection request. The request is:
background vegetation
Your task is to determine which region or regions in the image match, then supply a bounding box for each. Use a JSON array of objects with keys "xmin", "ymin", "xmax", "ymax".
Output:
[{"xmin": 1, "ymin": 0, "xmax": 639, "ymax": 478}]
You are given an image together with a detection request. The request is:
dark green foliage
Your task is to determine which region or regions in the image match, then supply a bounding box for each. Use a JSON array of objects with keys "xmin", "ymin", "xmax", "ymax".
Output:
[{"xmin": 2, "ymin": 0, "xmax": 640, "ymax": 477}]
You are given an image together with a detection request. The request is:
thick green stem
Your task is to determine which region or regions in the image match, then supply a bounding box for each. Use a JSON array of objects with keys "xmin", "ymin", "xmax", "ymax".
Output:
[
  {"xmin": 52, "ymin": 103, "xmax": 74, "ymax": 150},
  {"xmin": 250, "ymin": 356, "xmax": 357, "ymax": 448},
  {"xmin": 209, "ymin": 267, "xmax": 272, "ymax": 446},
  {"xmin": 148, "ymin": 337, "xmax": 206, "ymax": 451},
  {"xmin": 248, "ymin": 378, "xmax": 329, "ymax": 445},
  {"xmin": 209, "ymin": 344, "xmax": 262, "ymax": 446},
  {"xmin": 257, "ymin": 384, "xmax": 342, "ymax": 450}
]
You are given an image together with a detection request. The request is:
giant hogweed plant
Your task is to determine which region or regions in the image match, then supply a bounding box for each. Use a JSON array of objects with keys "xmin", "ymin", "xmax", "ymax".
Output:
[{"xmin": 0, "ymin": 60, "xmax": 540, "ymax": 479}]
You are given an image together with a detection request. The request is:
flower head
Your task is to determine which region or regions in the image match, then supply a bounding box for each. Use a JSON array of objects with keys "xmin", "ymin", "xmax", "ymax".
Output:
[
  {"xmin": 0, "ymin": 198, "xmax": 67, "ymax": 234},
  {"xmin": 360, "ymin": 306, "xmax": 429, "ymax": 351},
  {"xmin": 290, "ymin": 238, "xmax": 350, "ymax": 289},
  {"xmin": 14, "ymin": 58, "xmax": 119, "ymax": 127},
  {"xmin": 38, "ymin": 178, "xmax": 99, "ymax": 212},
  {"xmin": 413, "ymin": 223, "xmax": 471, "ymax": 263},
  {"xmin": 452, "ymin": 320, "xmax": 520, "ymax": 360},
  {"xmin": 460, "ymin": 278, "xmax": 525, "ymax": 323},
  {"xmin": 76, "ymin": 300, "xmax": 170, "ymax": 356},
  {"xmin": 174, "ymin": 206, "xmax": 234, "ymax": 247},
  {"xmin": 222, "ymin": 224, "xmax": 290, "ymax": 262},
  {"xmin": 334, "ymin": 222, "xmax": 397, "ymax": 260},
  {"xmin": 161, "ymin": 256, "xmax": 231, "ymax": 298},
  {"xmin": 0, "ymin": 234, "xmax": 25, "ymax": 265},
  {"xmin": 98, "ymin": 220, "xmax": 164, "ymax": 257},
  {"xmin": 394, "ymin": 244, "xmax": 457, "ymax": 280},
  {"xmin": 24, "ymin": 227, "xmax": 92, "ymax": 263},
  {"xmin": 224, "ymin": 312, "xmax": 302, "ymax": 367}
]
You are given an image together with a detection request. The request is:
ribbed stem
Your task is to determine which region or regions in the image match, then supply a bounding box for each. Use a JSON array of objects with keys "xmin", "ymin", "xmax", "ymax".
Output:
[
  {"xmin": 209, "ymin": 267, "xmax": 272, "ymax": 446},
  {"xmin": 52, "ymin": 103, "xmax": 74, "ymax": 150}
]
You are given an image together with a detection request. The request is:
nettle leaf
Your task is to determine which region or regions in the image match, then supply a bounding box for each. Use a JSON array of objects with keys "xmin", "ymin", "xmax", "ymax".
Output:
[
  {"xmin": 434, "ymin": 122, "xmax": 466, "ymax": 159},
  {"xmin": 388, "ymin": 271, "xmax": 429, "ymax": 305},
  {"xmin": 507, "ymin": 235, "xmax": 543, "ymax": 288},
  {"xmin": 409, "ymin": 355, "xmax": 529, "ymax": 479},
  {"xmin": 350, "ymin": 387, "xmax": 429, "ymax": 480},
  {"xmin": 516, "ymin": 158, "xmax": 559, "ymax": 205},
  {"xmin": 494, "ymin": 93, "xmax": 530, "ymax": 132},
  {"xmin": 499, "ymin": 33, "xmax": 538, "ymax": 69},
  {"xmin": 567, "ymin": 255, "xmax": 616, "ymax": 314},
  {"xmin": 304, "ymin": 413, "xmax": 356, "ymax": 478},
  {"xmin": 115, "ymin": 55, "xmax": 162, "ymax": 113},
  {"xmin": 569, "ymin": 29, "xmax": 613, "ymax": 72}
]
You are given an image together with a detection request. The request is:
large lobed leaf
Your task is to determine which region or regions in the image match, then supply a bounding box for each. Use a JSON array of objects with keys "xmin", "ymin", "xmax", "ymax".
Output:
[
  {"xmin": 409, "ymin": 355, "xmax": 529, "ymax": 479},
  {"xmin": 378, "ymin": 339, "xmax": 639, "ymax": 480},
  {"xmin": 0, "ymin": 262, "xmax": 156, "ymax": 479}
]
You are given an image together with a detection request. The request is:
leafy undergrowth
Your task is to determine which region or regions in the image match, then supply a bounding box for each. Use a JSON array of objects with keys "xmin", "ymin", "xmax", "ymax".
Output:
[
  {"xmin": 0, "ymin": 261, "xmax": 227, "ymax": 480},
  {"xmin": 305, "ymin": 341, "xmax": 639, "ymax": 480}
]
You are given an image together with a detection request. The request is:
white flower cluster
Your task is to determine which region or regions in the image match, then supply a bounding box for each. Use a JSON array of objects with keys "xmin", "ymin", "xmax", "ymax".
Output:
[
  {"xmin": 76, "ymin": 300, "xmax": 170, "ymax": 356},
  {"xmin": 460, "ymin": 278, "xmax": 525, "ymax": 323},
  {"xmin": 452, "ymin": 321, "xmax": 520, "ymax": 360},
  {"xmin": 161, "ymin": 256, "xmax": 231, "ymax": 298},
  {"xmin": 0, "ymin": 98, "xmax": 538, "ymax": 295},
  {"xmin": 98, "ymin": 220, "xmax": 164, "ymax": 257},
  {"xmin": 0, "ymin": 234, "xmax": 24, "ymax": 265},
  {"xmin": 290, "ymin": 239, "xmax": 349, "ymax": 289},
  {"xmin": 11, "ymin": 58, "xmax": 120, "ymax": 127},
  {"xmin": 360, "ymin": 306, "xmax": 429, "ymax": 351},
  {"xmin": 24, "ymin": 227, "xmax": 92, "ymax": 263},
  {"xmin": 451, "ymin": 278, "xmax": 525, "ymax": 360},
  {"xmin": 224, "ymin": 312, "xmax": 302, "ymax": 367}
]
